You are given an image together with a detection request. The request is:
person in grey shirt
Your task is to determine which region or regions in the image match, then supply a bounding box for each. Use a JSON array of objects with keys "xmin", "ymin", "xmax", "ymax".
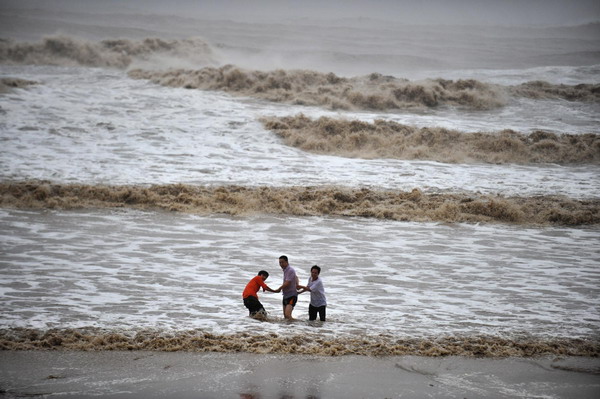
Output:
[
  {"xmin": 298, "ymin": 265, "xmax": 327, "ymax": 321},
  {"xmin": 278, "ymin": 255, "xmax": 298, "ymax": 320}
]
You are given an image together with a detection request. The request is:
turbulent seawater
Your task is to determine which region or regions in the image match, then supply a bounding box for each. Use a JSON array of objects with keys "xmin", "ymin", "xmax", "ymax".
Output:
[
  {"xmin": 1, "ymin": 64, "xmax": 598, "ymax": 197},
  {"xmin": 0, "ymin": 3, "xmax": 599, "ymax": 356},
  {"xmin": 1, "ymin": 208, "xmax": 599, "ymax": 336}
]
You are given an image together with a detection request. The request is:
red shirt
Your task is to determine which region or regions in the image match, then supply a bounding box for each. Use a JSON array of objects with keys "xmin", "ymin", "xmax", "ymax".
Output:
[{"xmin": 243, "ymin": 275, "xmax": 268, "ymax": 299}]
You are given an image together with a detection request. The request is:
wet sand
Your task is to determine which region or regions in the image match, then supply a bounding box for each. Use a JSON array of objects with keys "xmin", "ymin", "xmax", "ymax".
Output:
[{"xmin": 1, "ymin": 351, "xmax": 599, "ymax": 398}]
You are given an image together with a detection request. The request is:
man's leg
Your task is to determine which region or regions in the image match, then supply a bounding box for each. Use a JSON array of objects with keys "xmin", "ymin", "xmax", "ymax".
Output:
[
  {"xmin": 244, "ymin": 296, "xmax": 263, "ymax": 317},
  {"xmin": 284, "ymin": 304, "xmax": 293, "ymax": 319},
  {"xmin": 283, "ymin": 296, "xmax": 297, "ymax": 320},
  {"xmin": 243, "ymin": 297, "xmax": 253, "ymax": 315},
  {"xmin": 308, "ymin": 304, "xmax": 317, "ymax": 321},
  {"xmin": 318, "ymin": 305, "xmax": 326, "ymax": 321}
]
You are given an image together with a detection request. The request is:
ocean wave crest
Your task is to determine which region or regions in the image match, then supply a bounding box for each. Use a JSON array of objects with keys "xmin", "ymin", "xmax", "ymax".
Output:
[
  {"xmin": 1, "ymin": 328, "xmax": 597, "ymax": 357},
  {"xmin": 261, "ymin": 114, "xmax": 600, "ymax": 164},
  {"xmin": 2, "ymin": 182, "xmax": 599, "ymax": 226},
  {"xmin": 128, "ymin": 66, "xmax": 508, "ymax": 110},
  {"xmin": 510, "ymin": 80, "xmax": 600, "ymax": 102},
  {"xmin": 128, "ymin": 66, "xmax": 600, "ymax": 111},
  {"xmin": 0, "ymin": 36, "xmax": 217, "ymax": 69},
  {"xmin": 0, "ymin": 77, "xmax": 37, "ymax": 93},
  {"xmin": 3, "ymin": 38, "xmax": 597, "ymax": 108}
]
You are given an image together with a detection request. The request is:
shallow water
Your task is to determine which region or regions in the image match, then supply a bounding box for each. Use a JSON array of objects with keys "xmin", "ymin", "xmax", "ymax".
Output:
[{"xmin": 1, "ymin": 208, "xmax": 598, "ymax": 342}]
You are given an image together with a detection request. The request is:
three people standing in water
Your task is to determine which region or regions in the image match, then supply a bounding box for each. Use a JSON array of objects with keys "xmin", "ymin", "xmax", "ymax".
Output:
[{"xmin": 242, "ymin": 255, "xmax": 327, "ymax": 321}]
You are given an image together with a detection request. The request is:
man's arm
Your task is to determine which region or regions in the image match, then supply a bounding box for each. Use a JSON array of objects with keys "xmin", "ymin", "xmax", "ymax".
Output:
[
  {"xmin": 297, "ymin": 286, "xmax": 309, "ymax": 294},
  {"xmin": 265, "ymin": 285, "xmax": 280, "ymax": 293},
  {"xmin": 297, "ymin": 281, "xmax": 311, "ymax": 293},
  {"xmin": 260, "ymin": 279, "xmax": 280, "ymax": 293},
  {"xmin": 279, "ymin": 280, "xmax": 291, "ymax": 292}
]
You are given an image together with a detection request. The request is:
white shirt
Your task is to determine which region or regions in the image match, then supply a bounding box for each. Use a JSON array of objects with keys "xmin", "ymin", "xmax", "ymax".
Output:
[{"xmin": 307, "ymin": 276, "xmax": 326, "ymax": 307}]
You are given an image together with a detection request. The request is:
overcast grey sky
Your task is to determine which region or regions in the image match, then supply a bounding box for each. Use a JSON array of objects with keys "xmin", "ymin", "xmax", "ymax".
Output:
[
  {"xmin": 2, "ymin": 0, "xmax": 600, "ymax": 26},
  {"xmin": 164, "ymin": 0, "xmax": 600, "ymax": 26}
]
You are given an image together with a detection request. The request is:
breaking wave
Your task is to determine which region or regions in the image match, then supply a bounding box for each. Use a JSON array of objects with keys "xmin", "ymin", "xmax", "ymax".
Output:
[
  {"xmin": 0, "ymin": 77, "xmax": 36, "ymax": 93},
  {"xmin": 128, "ymin": 66, "xmax": 600, "ymax": 111},
  {"xmin": 2, "ymin": 182, "xmax": 599, "ymax": 226},
  {"xmin": 2, "ymin": 37, "xmax": 597, "ymax": 109},
  {"xmin": 129, "ymin": 66, "xmax": 508, "ymax": 110},
  {"xmin": 261, "ymin": 115, "xmax": 600, "ymax": 164},
  {"xmin": 510, "ymin": 80, "xmax": 600, "ymax": 102},
  {"xmin": 0, "ymin": 328, "xmax": 597, "ymax": 357},
  {"xmin": 0, "ymin": 36, "xmax": 217, "ymax": 69}
]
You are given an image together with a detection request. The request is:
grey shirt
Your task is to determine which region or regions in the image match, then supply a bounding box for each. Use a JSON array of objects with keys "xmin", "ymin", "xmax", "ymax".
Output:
[{"xmin": 282, "ymin": 265, "xmax": 297, "ymax": 299}]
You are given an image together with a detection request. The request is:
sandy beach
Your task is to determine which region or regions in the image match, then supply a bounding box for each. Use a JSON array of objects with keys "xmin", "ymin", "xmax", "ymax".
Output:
[{"xmin": 1, "ymin": 351, "xmax": 599, "ymax": 398}]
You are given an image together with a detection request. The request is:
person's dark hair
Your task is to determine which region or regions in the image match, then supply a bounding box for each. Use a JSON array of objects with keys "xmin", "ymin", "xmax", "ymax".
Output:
[
  {"xmin": 258, "ymin": 270, "xmax": 269, "ymax": 278},
  {"xmin": 311, "ymin": 265, "xmax": 321, "ymax": 274},
  {"xmin": 279, "ymin": 255, "xmax": 288, "ymax": 262}
]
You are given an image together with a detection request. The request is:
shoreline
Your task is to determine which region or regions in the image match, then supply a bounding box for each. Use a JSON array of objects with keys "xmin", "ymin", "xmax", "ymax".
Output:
[{"xmin": 1, "ymin": 351, "xmax": 599, "ymax": 398}]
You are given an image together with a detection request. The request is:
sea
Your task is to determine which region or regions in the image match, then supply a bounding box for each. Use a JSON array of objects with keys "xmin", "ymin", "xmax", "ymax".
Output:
[{"xmin": 0, "ymin": 1, "xmax": 599, "ymax": 357}]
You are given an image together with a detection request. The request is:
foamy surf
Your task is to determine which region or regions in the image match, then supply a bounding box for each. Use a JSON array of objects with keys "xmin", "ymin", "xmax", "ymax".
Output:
[
  {"xmin": 2, "ymin": 182, "xmax": 599, "ymax": 226},
  {"xmin": 261, "ymin": 114, "xmax": 600, "ymax": 164},
  {"xmin": 0, "ymin": 76, "xmax": 36, "ymax": 93},
  {"xmin": 1, "ymin": 3, "xmax": 599, "ymax": 373},
  {"xmin": 1, "ymin": 65, "xmax": 599, "ymax": 199},
  {"xmin": 128, "ymin": 66, "xmax": 600, "ymax": 111},
  {"xmin": 1, "ymin": 328, "xmax": 597, "ymax": 357},
  {"xmin": 3, "ymin": 36, "xmax": 598, "ymax": 110},
  {"xmin": 128, "ymin": 67, "xmax": 510, "ymax": 110},
  {"xmin": 1, "ymin": 208, "xmax": 598, "ymax": 345},
  {"xmin": 0, "ymin": 36, "xmax": 217, "ymax": 70}
]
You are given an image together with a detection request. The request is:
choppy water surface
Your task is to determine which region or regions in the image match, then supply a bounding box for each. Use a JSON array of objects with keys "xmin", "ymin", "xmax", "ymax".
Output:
[
  {"xmin": 1, "ymin": 208, "xmax": 598, "ymax": 341},
  {"xmin": 1, "ymin": 5, "xmax": 599, "ymax": 357},
  {"xmin": 1, "ymin": 65, "xmax": 599, "ymax": 198}
]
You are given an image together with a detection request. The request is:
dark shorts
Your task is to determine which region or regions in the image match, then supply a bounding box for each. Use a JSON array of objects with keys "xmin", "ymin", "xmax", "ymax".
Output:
[
  {"xmin": 309, "ymin": 304, "xmax": 326, "ymax": 321},
  {"xmin": 283, "ymin": 296, "xmax": 297, "ymax": 308},
  {"xmin": 243, "ymin": 296, "xmax": 265, "ymax": 315}
]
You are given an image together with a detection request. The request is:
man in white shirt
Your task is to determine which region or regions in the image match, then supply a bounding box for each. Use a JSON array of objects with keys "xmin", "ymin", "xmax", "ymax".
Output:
[{"xmin": 298, "ymin": 265, "xmax": 327, "ymax": 321}]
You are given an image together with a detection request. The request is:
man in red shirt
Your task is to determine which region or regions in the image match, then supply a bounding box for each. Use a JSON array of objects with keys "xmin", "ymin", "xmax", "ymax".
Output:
[{"xmin": 243, "ymin": 270, "xmax": 280, "ymax": 318}]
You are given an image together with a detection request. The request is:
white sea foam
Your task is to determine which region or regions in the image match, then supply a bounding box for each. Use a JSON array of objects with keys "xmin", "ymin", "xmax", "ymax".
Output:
[
  {"xmin": 1, "ymin": 65, "xmax": 599, "ymax": 198},
  {"xmin": 0, "ymin": 208, "xmax": 598, "ymax": 340},
  {"xmin": 1, "ymin": 6, "xmax": 599, "ymax": 349}
]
